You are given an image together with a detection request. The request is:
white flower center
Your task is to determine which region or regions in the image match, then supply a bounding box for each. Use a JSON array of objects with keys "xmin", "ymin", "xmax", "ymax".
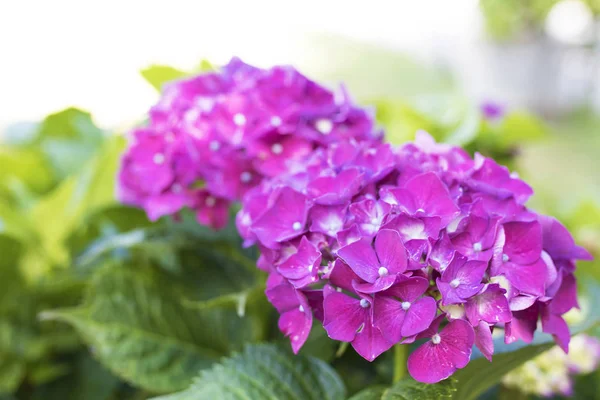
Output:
[
  {"xmin": 502, "ymin": 253, "xmax": 510, "ymax": 262},
  {"xmin": 271, "ymin": 143, "xmax": 284, "ymax": 155},
  {"xmin": 450, "ymin": 279, "xmax": 461, "ymax": 288},
  {"xmin": 378, "ymin": 267, "xmax": 388, "ymax": 277},
  {"xmin": 270, "ymin": 116, "xmax": 282, "ymax": 127},
  {"xmin": 370, "ymin": 217, "xmax": 379, "ymax": 225},
  {"xmin": 401, "ymin": 301, "xmax": 411, "ymax": 311},
  {"xmin": 432, "ymin": 333, "xmax": 441, "ymax": 345},
  {"xmin": 299, "ymin": 305, "xmax": 305, "ymax": 313},
  {"xmin": 240, "ymin": 171, "xmax": 252, "ymax": 183},
  {"xmin": 315, "ymin": 118, "xmax": 333, "ymax": 134},
  {"xmin": 233, "ymin": 113, "xmax": 246, "ymax": 126},
  {"xmin": 360, "ymin": 299, "xmax": 370, "ymax": 308},
  {"xmin": 209, "ymin": 141, "xmax": 220, "ymax": 151},
  {"xmin": 292, "ymin": 222, "xmax": 302, "ymax": 231},
  {"xmin": 473, "ymin": 242, "xmax": 483, "ymax": 252},
  {"xmin": 205, "ymin": 196, "xmax": 216, "ymax": 207},
  {"xmin": 153, "ymin": 153, "xmax": 165, "ymax": 165}
]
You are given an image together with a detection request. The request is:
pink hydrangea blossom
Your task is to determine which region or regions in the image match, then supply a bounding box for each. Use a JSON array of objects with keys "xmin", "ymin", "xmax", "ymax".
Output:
[
  {"xmin": 118, "ymin": 58, "xmax": 380, "ymax": 228},
  {"xmin": 239, "ymin": 131, "xmax": 592, "ymax": 383}
]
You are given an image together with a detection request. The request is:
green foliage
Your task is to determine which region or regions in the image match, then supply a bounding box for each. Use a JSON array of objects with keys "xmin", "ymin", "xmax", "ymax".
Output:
[
  {"xmin": 151, "ymin": 344, "xmax": 346, "ymax": 400},
  {"xmin": 44, "ymin": 262, "xmax": 269, "ymax": 393},
  {"xmin": 140, "ymin": 60, "xmax": 215, "ymax": 91},
  {"xmin": 348, "ymin": 377, "xmax": 456, "ymax": 400}
]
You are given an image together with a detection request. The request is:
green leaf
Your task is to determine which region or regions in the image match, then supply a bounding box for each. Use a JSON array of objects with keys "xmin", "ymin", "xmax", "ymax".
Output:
[
  {"xmin": 452, "ymin": 283, "xmax": 600, "ymax": 400},
  {"xmin": 348, "ymin": 377, "xmax": 456, "ymax": 400},
  {"xmin": 140, "ymin": 65, "xmax": 189, "ymax": 91},
  {"xmin": 0, "ymin": 357, "xmax": 25, "ymax": 394},
  {"xmin": 29, "ymin": 135, "xmax": 125, "ymax": 274},
  {"xmin": 44, "ymin": 263, "xmax": 268, "ymax": 392},
  {"xmin": 151, "ymin": 344, "xmax": 346, "ymax": 400},
  {"xmin": 33, "ymin": 108, "xmax": 105, "ymax": 181}
]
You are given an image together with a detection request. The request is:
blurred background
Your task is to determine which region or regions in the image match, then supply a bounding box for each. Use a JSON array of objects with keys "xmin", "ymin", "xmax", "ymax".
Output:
[{"xmin": 1, "ymin": 0, "xmax": 599, "ymax": 399}]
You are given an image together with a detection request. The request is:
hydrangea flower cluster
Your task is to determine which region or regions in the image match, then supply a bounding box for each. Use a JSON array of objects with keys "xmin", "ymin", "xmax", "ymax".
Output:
[
  {"xmin": 118, "ymin": 58, "xmax": 380, "ymax": 228},
  {"xmin": 238, "ymin": 131, "xmax": 592, "ymax": 383},
  {"xmin": 503, "ymin": 334, "xmax": 600, "ymax": 397}
]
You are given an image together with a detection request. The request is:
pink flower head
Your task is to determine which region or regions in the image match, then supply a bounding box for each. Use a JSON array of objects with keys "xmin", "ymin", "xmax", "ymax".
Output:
[
  {"xmin": 237, "ymin": 123, "xmax": 590, "ymax": 383},
  {"xmin": 118, "ymin": 58, "xmax": 380, "ymax": 229}
]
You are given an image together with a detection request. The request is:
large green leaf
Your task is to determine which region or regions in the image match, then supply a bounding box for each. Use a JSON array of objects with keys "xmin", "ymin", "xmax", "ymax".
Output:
[
  {"xmin": 151, "ymin": 344, "xmax": 346, "ymax": 400},
  {"xmin": 348, "ymin": 378, "xmax": 456, "ymax": 400},
  {"xmin": 43, "ymin": 263, "xmax": 268, "ymax": 393},
  {"xmin": 452, "ymin": 283, "xmax": 600, "ymax": 400}
]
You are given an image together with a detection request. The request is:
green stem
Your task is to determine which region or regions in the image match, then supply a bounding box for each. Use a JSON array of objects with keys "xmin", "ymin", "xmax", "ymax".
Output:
[{"xmin": 393, "ymin": 344, "xmax": 408, "ymax": 383}]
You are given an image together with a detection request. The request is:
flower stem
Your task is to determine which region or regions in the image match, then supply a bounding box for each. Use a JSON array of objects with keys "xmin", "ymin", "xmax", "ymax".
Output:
[{"xmin": 393, "ymin": 344, "xmax": 408, "ymax": 383}]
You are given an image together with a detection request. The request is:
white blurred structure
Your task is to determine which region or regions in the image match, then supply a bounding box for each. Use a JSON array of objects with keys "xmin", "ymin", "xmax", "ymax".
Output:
[{"xmin": 0, "ymin": 0, "xmax": 597, "ymax": 131}]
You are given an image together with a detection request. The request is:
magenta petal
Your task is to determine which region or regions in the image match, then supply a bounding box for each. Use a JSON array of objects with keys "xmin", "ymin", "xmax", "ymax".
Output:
[
  {"xmin": 542, "ymin": 309, "xmax": 570, "ymax": 352},
  {"xmin": 337, "ymin": 238, "xmax": 380, "ymax": 282},
  {"xmin": 277, "ymin": 237, "xmax": 321, "ymax": 288},
  {"xmin": 474, "ymin": 321, "xmax": 494, "ymax": 362},
  {"xmin": 352, "ymin": 320, "xmax": 393, "ymax": 362},
  {"xmin": 373, "ymin": 296, "xmax": 406, "ymax": 343},
  {"xmin": 504, "ymin": 306, "xmax": 538, "ymax": 344},
  {"xmin": 279, "ymin": 307, "xmax": 313, "ymax": 354},
  {"xmin": 252, "ymin": 187, "xmax": 308, "ymax": 248},
  {"xmin": 407, "ymin": 319, "xmax": 474, "ymax": 383},
  {"xmin": 440, "ymin": 319, "xmax": 475, "ymax": 368},
  {"xmin": 502, "ymin": 258, "xmax": 547, "ymax": 297},
  {"xmin": 403, "ymin": 172, "xmax": 460, "ymax": 226},
  {"xmin": 540, "ymin": 215, "xmax": 593, "ymax": 261},
  {"xmin": 374, "ymin": 229, "xmax": 408, "ymax": 275},
  {"xmin": 323, "ymin": 291, "xmax": 366, "ymax": 342},
  {"xmin": 386, "ymin": 276, "xmax": 430, "ymax": 302},
  {"xmin": 309, "ymin": 204, "xmax": 347, "ymax": 237},
  {"xmin": 548, "ymin": 273, "xmax": 579, "ymax": 315},
  {"xmin": 307, "ymin": 168, "xmax": 364, "ymax": 205},
  {"xmin": 329, "ymin": 259, "xmax": 360, "ymax": 292},
  {"xmin": 503, "ymin": 221, "xmax": 543, "ymax": 265},
  {"xmin": 465, "ymin": 284, "xmax": 511, "ymax": 325},
  {"xmin": 402, "ymin": 296, "xmax": 437, "ymax": 337},
  {"xmin": 408, "ymin": 341, "xmax": 457, "ymax": 383},
  {"xmin": 352, "ymin": 275, "xmax": 397, "ymax": 294}
]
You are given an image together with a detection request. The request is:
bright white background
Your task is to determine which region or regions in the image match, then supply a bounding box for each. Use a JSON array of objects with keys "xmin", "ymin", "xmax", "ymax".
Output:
[{"xmin": 0, "ymin": 0, "xmax": 480, "ymax": 130}]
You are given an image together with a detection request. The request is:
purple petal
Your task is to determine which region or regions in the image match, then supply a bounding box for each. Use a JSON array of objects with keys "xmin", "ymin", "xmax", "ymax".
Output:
[
  {"xmin": 504, "ymin": 306, "xmax": 538, "ymax": 344},
  {"xmin": 323, "ymin": 291, "xmax": 367, "ymax": 342},
  {"xmin": 309, "ymin": 204, "xmax": 347, "ymax": 237},
  {"xmin": 329, "ymin": 259, "xmax": 360, "ymax": 292},
  {"xmin": 352, "ymin": 274, "xmax": 397, "ymax": 294},
  {"xmin": 350, "ymin": 199, "xmax": 392, "ymax": 236},
  {"xmin": 502, "ymin": 221, "xmax": 543, "ymax": 265},
  {"xmin": 373, "ymin": 295, "xmax": 406, "ymax": 343},
  {"xmin": 407, "ymin": 319, "xmax": 474, "ymax": 383},
  {"xmin": 502, "ymin": 258, "xmax": 547, "ymax": 297},
  {"xmin": 307, "ymin": 168, "xmax": 364, "ymax": 205},
  {"xmin": 337, "ymin": 238, "xmax": 380, "ymax": 282},
  {"xmin": 474, "ymin": 321, "xmax": 494, "ymax": 362},
  {"xmin": 385, "ymin": 276, "xmax": 430, "ymax": 302},
  {"xmin": 252, "ymin": 187, "xmax": 309, "ymax": 248},
  {"xmin": 402, "ymin": 296, "xmax": 437, "ymax": 337},
  {"xmin": 352, "ymin": 319, "xmax": 394, "ymax": 361},
  {"xmin": 279, "ymin": 306, "xmax": 313, "ymax": 354},
  {"xmin": 465, "ymin": 284, "xmax": 511, "ymax": 325},
  {"xmin": 402, "ymin": 172, "xmax": 460, "ymax": 226},
  {"xmin": 548, "ymin": 273, "xmax": 578, "ymax": 315},
  {"xmin": 374, "ymin": 229, "xmax": 408, "ymax": 275},
  {"xmin": 277, "ymin": 237, "xmax": 321, "ymax": 288},
  {"xmin": 540, "ymin": 215, "xmax": 593, "ymax": 261},
  {"xmin": 541, "ymin": 308, "xmax": 570, "ymax": 352}
]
